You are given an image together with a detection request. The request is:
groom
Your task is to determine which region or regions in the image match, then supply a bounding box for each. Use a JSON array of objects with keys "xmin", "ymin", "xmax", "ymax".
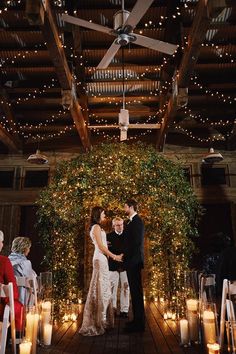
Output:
[{"xmin": 123, "ymin": 199, "xmax": 145, "ymax": 332}]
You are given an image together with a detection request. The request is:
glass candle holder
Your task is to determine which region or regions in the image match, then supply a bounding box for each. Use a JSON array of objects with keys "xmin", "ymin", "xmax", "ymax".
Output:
[
  {"xmin": 201, "ymin": 302, "xmax": 219, "ymax": 347},
  {"xmin": 186, "ymin": 298, "xmax": 200, "ymax": 343},
  {"xmin": 199, "ymin": 274, "xmax": 216, "ymax": 304},
  {"xmin": 179, "ymin": 318, "xmax": 190, "ymax": 347},
  {"xmin": 207, "ymin": 343, "xmax": 220, "ymax": 354},
  {"xmin": 39, "ymin": 272, "xmax": 52, "ymax": 300},
  {"xmin": 19, "ymin": 340, "xmax": 32, "ymax": 354},
  {"xmin": 24, "ymin": 307, "xmax": 39, "ymax": 354},
  {"xmin": 39, "ymin": 299, "xmax": 53, "ymax": 347}
]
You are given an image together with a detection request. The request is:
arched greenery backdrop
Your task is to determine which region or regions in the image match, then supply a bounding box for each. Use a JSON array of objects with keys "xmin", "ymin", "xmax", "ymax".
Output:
[{"xmin": 37, "ymin": 143, "xmax": 201, "ymax": 312}]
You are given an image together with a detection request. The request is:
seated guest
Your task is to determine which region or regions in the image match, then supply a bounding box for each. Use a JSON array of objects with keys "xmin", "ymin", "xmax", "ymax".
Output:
[
  {"xmin": 0, "ymin": 230, "xmax": 23, "ymax": 331},
  {"xmin": 9, "ymin": 237, "xmax": 37, "ymax": 306}
]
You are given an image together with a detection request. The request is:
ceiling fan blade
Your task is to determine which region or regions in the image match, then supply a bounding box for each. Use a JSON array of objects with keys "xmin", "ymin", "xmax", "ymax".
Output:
[
  {"xmin": 97, "ymin": 40, "xmax": 121, "ymax": 69},
  {"xmin": 61, "ymin": 14, "xmax": 114, "ymax": 35},
  {"xmin": 123, "ymin": 0, "xmax": 155, "ymax": 31},
  {"xmin": 134, "ymin": 33, "xmax": 177, "ymax": 55}
]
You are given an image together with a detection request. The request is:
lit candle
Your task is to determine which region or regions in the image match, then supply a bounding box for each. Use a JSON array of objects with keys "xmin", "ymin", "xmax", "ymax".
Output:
[
  {"xmin": 207, "ymin": 343, "xmax": 220, "ymax": 354},
  {"xmin": 78, "ymin": 299, "xmax": 82, "ymax": 304},
  {"xmin": 164, "ymin": 313, "xmax": 168, "ymax": 320},
  {"xmin": 63, "ymin": 314, "xmax": 69, "ymax": 322},
  {"xmin": 43, "ymin": 323, "xmax": 53, "ymax": 345},
  {"xmin": 19, "ymin": 341, "xmax": 32, "ymax": 354},
  {"xmin": 71, "ymin": 313, "xmax": 77, "ymax": 321},
  {"xmin": 167, "ymin": 311, "xmax": 172, "ymax": 319},
  {"xmin": 154, "ymin": 297, "xmax": 158, "ymax": 302},
  {"xmin": 25, "ymin": 312, "xmax": 34, "ymax": 342},
  {"xmin": 186, "ymin": 299, "xmax": 199, "ymax": 342},
  {"xmin": 172, "ymin": 313, "xmax": 176, "ymax": 320},
  {"xmin": 203, "ymin": 310, "xmax": 216, "ymax": 344},
  {"xmin": 32, "ymin": 313, "xmax": 39, "ymax": 354},
  {"xmin": 42, "ymin": 301, "xmax": 52, "ymax": 324},
  {"xmin": 180, "ymin": 319, "xmax": 189, "ymax": 346}
]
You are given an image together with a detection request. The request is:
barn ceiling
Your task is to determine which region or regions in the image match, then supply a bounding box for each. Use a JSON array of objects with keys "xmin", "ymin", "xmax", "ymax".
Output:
[{"xmin": 0, "ymin": 0, "xmax": 236, "ymax": 154}]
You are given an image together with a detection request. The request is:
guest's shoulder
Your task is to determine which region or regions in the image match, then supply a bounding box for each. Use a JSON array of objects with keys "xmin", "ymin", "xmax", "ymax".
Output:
[{"xmin": 0, "ymin": 255, "xmax": 11, "ymax": 266}]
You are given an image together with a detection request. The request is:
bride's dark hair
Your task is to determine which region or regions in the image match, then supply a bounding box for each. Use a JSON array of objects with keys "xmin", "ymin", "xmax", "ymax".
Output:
[{"xmin": 90, "ymin": 206, "xmax": 104, "ymax": 228}]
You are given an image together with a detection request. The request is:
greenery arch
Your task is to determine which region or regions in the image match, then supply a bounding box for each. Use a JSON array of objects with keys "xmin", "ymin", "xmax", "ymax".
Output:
[{"xmin": 37, "ymin": 142, "xmax": 201, "ymax": 312}]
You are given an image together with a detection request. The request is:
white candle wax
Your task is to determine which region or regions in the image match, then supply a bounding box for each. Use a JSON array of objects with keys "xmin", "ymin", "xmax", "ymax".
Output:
[
  {"xmin": 203, "ymin": 310, "xmax": 216, "ymax": 344},
  {"xmin": 42, "ymin": 301, "xmax": 52, "ymax": 324},
  {"xmin": 25, "ymin": 313, "xmax": 34, "ymax": 342},
  {"xmin": 19, "ymin": 341, "xmax": 32, "ymax": 354},
  {"xmin": 32, "ymin": 314, "xmax": 39, "ymax": 354},
  {"xmin": 180, "ymin": 319, "xmax": 189, "ymax": 345},
  {"xmin": 164, "ymin": 313, "xmax": 168, "ymax": 320},
  {"xmin": 186, "ymin": 299, "xmax": 198, "ymax": 311},
  {"xmin": 207, "ymin": 343, "xmax": 220, "ymax": 354},
  {"xmin": 186, "ymin": 299, "xmax": 199, "ymax": 342},
  {"xmin": 43, "ymin": 323, "xmax": 53, "ymax": 345}
]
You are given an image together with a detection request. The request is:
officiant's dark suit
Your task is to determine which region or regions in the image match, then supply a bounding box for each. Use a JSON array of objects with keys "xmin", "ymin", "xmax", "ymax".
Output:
[{"xmin": 124, "ymin": 211, "xmax": 145, "ymax": 331}]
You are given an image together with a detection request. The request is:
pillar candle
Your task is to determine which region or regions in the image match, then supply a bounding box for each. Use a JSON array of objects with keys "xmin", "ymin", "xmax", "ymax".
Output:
[
  {"xmin": 186, "ymin": 299, "xmax": 199, "ymax": 342},
  {"xmin": 32, "ymin": 313, "xmax": 39, "ymax": 354},
  {"xmin": 207, "ymin": 343, "xmax": 220, "ymax": 354},
  {"xmin": 25, "ymin": 312, "xmax": 34, "ymax": 342},
  {"xmin": 43, "ymin": 323, "xmax": 53, "ymax": 345},
  {"xmin": 203, "ymin": 310, "xmax": 216, "ymax": 344},
  {"xmin": 19, "ymin": 341, "xmax": 32, "ymax": 354},
  {"xmin": 180, "ymin": 319, "xmax": 189, "ymax": 345},
  {"xmin": 42, "ymin": 301, "xmax": 52, "ymax": 324}
]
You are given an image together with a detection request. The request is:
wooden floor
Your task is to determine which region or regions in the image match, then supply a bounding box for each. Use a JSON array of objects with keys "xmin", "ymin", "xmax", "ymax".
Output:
[{"xmin": 30, "ymin": 302, "xmax": 208, "ymax": 354}]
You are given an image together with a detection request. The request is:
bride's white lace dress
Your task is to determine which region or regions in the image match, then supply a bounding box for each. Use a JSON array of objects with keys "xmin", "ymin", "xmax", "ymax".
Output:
[{"xmin": 79, "ymin": 224, "xmax": 114, "ymax": 336}]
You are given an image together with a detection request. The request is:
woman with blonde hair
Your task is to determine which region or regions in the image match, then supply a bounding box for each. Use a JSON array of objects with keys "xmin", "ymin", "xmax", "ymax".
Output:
[{"xmin": 9, "ymin": 237, "xmax": 37, "ymax": 305}]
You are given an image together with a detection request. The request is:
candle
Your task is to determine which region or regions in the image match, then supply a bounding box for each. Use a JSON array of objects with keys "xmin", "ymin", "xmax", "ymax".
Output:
[
  {"xmin": 71, "ymin": 313, "xmax": 77, "ymax": 321},
  {"xmin": 42, "ymin": 301, "xmax": 52, "ymax": 324},
  {"xmin": 207, "ymin": 343, "xmax": 220, "ymax": 354},
  {"xmin": 186, "ymin": 299, "xmax": 199, "ymax": 342},
  {"xmin": 19, "ymin": 341, "xmax": 32, "ymax": 354},
  {"xmin": 203, "ymin": 310, "xmax": 216, "ymax": 344},
  {"xmin": 167, "ymin": 311, "xmax": 172, "ymax": 319},
  {"xmin": 78, "ymin": 299, "xmax": 82, "ymax": 304},
  {"xmin": 164, "ymin": 313, "xmax": 168, "ymax": 320},
  {"xmin": 180, "ymin": 319, "xmax": 189, "ymax": 346},
  {"xmin": 154, "ymin": 297, "xmax": 158, "ymax": 302},
  {"xmin": 172, "ymin": 313, "xmax": 176, "ymax": 320},
  {"xmin": 25, "ymin": 312, "xmax": 34, "ymax": 342},
  {"xmin": 32, "ymin": 313, "xmax": 39, "ymax": 354},
  {"xmin": 43, "ymin": 323, "xmax": 53, "ymax": 346},
  {"xmin": 63, "ymin": 314, "xmax": 69, "ymax": 322}
]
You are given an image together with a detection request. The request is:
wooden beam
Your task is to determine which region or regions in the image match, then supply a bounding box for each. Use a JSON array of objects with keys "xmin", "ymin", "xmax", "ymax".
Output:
[
  {"xmin": 156, "ymin": 0, "xmax": 228, "ymax": 151},
  {"xmin": 0, "ymin": 88, "xmax": 22, "ymax": 152},
  {"xmin": 37, "ymin": 0, "xmax": 90, "ymax": 150},
  {"xmin": 0, "ymin": 124, "xmax": 21, "ymax": 153}
]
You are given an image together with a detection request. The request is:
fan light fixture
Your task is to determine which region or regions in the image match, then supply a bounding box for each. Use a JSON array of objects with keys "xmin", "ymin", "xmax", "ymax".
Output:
[
  {"xmin": 202, "ymin": 148, "xmax": 223, "ymax": 164},
  {"xmin": 27, "ymin": 150, "xmax": 48, "ymax": 164}
]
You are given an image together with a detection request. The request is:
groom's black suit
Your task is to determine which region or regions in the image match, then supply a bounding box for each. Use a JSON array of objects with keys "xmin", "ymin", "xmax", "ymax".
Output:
[{"xmin": 124, "ymin": 214, "xmax": 145, "ymax": 329}]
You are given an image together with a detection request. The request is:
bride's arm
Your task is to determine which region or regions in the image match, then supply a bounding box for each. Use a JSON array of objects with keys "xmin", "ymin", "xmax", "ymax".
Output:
[{"xmin": 93, "ymin": 224, "xmax": 122, "ymax": 262}]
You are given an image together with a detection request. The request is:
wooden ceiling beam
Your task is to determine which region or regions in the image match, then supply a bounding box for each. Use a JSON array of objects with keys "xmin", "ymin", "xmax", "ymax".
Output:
[
  {"xmin": 30, "ymin": 0, "xmax": 90, "ymax": 150},
  {"xmin": 0, "ymin": 87, "xmax": 22, "ymax": 152},
  {"xmin": 156, "ymin": 0, "xmax": 229, "ymax": 151}
]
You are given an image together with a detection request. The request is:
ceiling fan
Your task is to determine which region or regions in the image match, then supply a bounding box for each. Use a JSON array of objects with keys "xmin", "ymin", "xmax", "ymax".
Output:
[{"xmin": 61, "ymin": 0, "xmax": 178, "ymax": 69}]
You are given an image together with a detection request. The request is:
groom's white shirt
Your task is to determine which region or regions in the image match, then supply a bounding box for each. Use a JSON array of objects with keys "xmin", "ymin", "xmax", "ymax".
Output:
[{"xmin": 129, "ymin": 212, "xmax": 137, "ymax": 221}]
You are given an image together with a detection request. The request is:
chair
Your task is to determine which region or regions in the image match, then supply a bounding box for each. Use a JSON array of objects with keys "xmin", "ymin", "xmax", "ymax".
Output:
[
  {"xmin": 0, "ymin": 282, "xmax": 16, "ymax": 354},
  {"xmin": 220, "ymin": 279, "xmax": 236, "ymax": 351},
  {"xmin": 15, "ymin": 275, "xmax": 38, "ymax": 308}
]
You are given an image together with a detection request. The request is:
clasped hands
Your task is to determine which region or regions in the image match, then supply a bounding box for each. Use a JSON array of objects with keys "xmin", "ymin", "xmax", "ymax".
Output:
[{"xmin": 114, "ymin": 253, "xmax": 123, "ymax": 262}]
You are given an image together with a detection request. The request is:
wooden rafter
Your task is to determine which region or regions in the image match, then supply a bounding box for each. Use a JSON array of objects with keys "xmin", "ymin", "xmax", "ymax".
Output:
[
  {"xmin": 0, "ymin": 88, "xmax": 22, "ymax": 152},
  {"xmin": 27, "ymin": 0, "xmax": 90, "ymax": 150},
  {"xmin": 156, "ymin": 0, "xmax": 228, "ymax": 151}
]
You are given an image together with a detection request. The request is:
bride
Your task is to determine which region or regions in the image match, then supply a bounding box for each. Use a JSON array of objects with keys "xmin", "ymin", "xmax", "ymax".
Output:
[{"xmin": 79, "ymin": 206, "xmax": 123, "ymax": 336}]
